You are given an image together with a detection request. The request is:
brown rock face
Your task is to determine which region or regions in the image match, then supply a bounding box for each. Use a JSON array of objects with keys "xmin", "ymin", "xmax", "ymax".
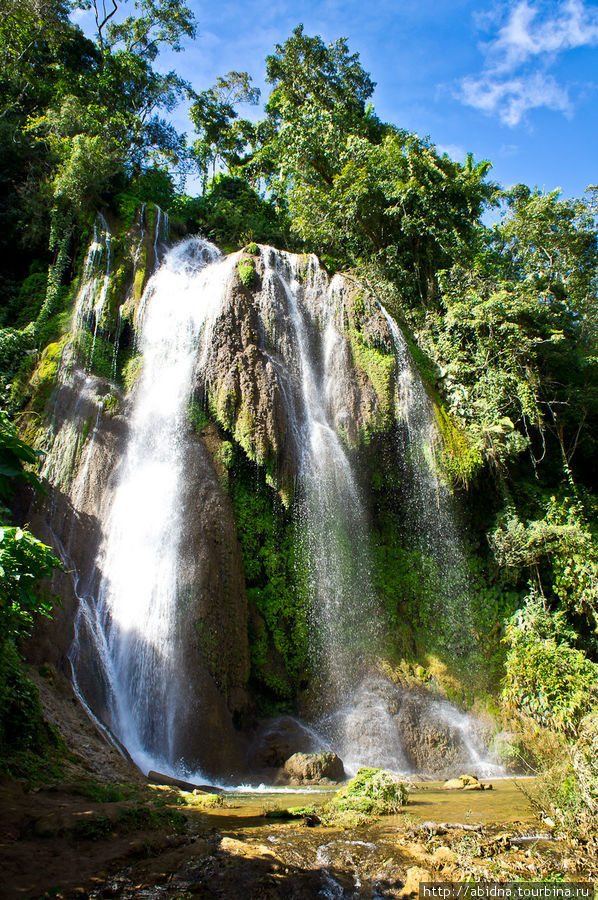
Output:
[{"xmin": 248, "ymin": 716, "xmax": 325, "ymax": 771}]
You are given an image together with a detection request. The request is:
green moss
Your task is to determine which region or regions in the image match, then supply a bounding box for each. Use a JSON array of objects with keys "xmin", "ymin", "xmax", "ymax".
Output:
[
  {"xmin": 230, "ymin": 454, "xmax": 309, "ymax": 712},
  {"xmin": 75, "ymin": 331, "xmax": 114, "ymax": 379},
  {"xmin": 245, "ymin": 242, "xmax": 259, "ymax": 255},
  {"xmin": 329, "ymin": 768, "xmax": 407, "ymax": 815},
  {"xmin": 237, "ymin": 256, "xmax": 255, "ymax": 288},
  {"xmin": 103, "ymin": 390, "xmax": 120, "ymax": 417},
  {"xmin": 188, "ymin": 397, "xmax": 210, "ymax": 433},
  {"xmin": 106, "ymin": 258, "xmax": 134, "ymax": 322},
  {"xmin": 133, "ymin": 247, "xmax": 147, "ymax": 302},
  {"xmin": 218, "ymin": 440, "xmax": 234, "ymax": 469},
  {"xmin": 347, "ymin": 327, "xmax": 395, "ymax": 437},
  {"xmin": 179, "ymin": 792, "xmax": 223, "ymax": 808},
  {"xmin": 284, "ymin": 768, "xmax": 410, "ymax": 827},
  {"xmin": 236, "ymin": 401, "xmax": 258, "ymax": 459},
  {"xmin": 122, "ymin": 354, "xmax": 143, "ymax": 393},
  {"xmin": 28, "ymin": 338, "xmax": 67, "ymax": 413}
]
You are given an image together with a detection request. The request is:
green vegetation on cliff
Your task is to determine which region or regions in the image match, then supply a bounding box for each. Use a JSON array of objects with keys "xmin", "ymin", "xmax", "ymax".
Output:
[{"xmin": 229, "ymin": 451, "xmax": 309, "ymax": 712}]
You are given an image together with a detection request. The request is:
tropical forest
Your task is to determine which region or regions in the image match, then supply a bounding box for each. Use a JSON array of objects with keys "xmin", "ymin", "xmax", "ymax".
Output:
[{"xmin": 1, "ymin": 0, "xmax": 598, "ymax": 895}]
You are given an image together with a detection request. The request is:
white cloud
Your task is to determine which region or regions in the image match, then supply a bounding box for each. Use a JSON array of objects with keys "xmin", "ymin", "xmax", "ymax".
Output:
[
  {"xmin": 457, "ymin": 0, "xmax": 598, "ymax": 125},
  {"xmin": 488, "ymin": 0, "xmax": 598, "ymax": 72},
  {"xmin": 436, "ymin": 143, "xmax": 467, "ymax": 161},
  {"xmin": 460, "ymin": 70, "xmax": 572, "ymax": 125}
]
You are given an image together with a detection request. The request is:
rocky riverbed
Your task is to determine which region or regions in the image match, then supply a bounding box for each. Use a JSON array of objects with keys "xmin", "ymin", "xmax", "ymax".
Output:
[
  {"xmin": 1, "ymin": 774, "xmax": 597, "ymax": 899},
  {"xmin": 1, "ymin": 669, "xmax": 596, "ymax": 899}
]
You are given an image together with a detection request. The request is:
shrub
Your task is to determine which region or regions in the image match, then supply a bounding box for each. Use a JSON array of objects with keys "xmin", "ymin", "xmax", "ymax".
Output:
[
  {"xmin": 502, "ymin": 591, "xmax": 598, "ymax": 736},
  {"xmin": 237, "ymin": 257, "xmax": 255, "ymax": 287}
]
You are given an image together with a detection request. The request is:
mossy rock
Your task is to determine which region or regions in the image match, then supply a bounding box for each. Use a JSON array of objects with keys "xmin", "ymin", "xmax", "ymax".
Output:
[
  {"xmin": 122, "ymin": 354, "xmax": 143, "ymax": 393},
  {"xmin": 27, "ymin": 338, "xmax": 68, "ymax": 413},
  {"xmin": 237, "ymin": 257, "xmax": 256, "ymax": 288},
  {"xmin": 328, "ymin": 767, "xmax": 407, "ymax": 817}
]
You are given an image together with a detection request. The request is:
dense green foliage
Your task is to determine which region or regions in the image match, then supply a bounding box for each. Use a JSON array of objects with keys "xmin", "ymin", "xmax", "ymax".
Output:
[
  {"xmin": 503, "ymin": 592, "xmax": 598, "ymax": 735},
  {"xmin": 0, "ymin": 415, "xmax": 60, "ymax": 762},
  {"xmin": 229, "ymin": 452, "xmax": 309, "ymax": 712}
]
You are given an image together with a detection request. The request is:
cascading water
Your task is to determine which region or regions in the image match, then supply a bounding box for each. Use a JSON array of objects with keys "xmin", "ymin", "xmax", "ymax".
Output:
[
  {"xmin": 37, "ymin": 225, "xmax": 500, "ymax": 781},
  {"xmin": 72, "ymin": 213, "xmax": 113, "ymax": 371},
  {"xmin": 379, "ymin": 306, "xmax": 474, "ymax": 655},
  {"xmin": 250, "ymin": 251, "xmax": 413, "ymax": 773},
  {"xmin": 259, "ymin": 251, "xmax": 382, "ymax": 699},
  {"xmin": 70, "ymin": 236, "xmax": 232, "ymax": 775}
]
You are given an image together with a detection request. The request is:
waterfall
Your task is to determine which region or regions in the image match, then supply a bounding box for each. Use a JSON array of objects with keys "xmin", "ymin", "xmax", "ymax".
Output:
[
  {"xmin": 47, "ymin": 231, "xmax": 495, "ymax": 781},
  {"xmin": 380, "ymin": 305, "xmax": 474, "ymax": 656},
  {"xmin": 70, "ymin": 236, "xmax": 229, "ymax": 775},
  {"xmin": 72, "ymin": 213, "xmax": 113, "ymax": 372},
  {"xmin": 259, "ymin": 251, "xmax": 382, "ymax": 701}
]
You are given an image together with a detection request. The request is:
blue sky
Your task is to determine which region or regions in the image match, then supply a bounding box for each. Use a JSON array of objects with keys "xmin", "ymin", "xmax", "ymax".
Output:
[{"xmin": 73, "ymin": 0, "xmax": 598, "ymax": 199}]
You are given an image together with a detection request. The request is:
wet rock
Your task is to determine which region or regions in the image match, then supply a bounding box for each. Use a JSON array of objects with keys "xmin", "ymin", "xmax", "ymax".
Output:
[
  {"xmin": 248, "ymin": 716, "xmax": 323, "ymax": 771},
  {"xmin": 394, "ymin": 693, "xmax": 481, "ymax": 778},
  {"xmin": 147, "ymin": 771, "xmax": 223, "ymax": 793},
  {"xmin": 443, "ymin": 774, "xmax": 490, "ymax": 790},
  {"xmin": 400, "ymin": 866, "xmax": 431, "ymax": 897},
  {"xmin": 283, "ymin": 751, "xmax": 345, "ymax": 784},
  {"xmin": 201, "ymin": 250, "xmax": 394, "ymax": 496},
  {"xmin": 302, "ymin": 813, "xmax": 321, "ymax": 827}
]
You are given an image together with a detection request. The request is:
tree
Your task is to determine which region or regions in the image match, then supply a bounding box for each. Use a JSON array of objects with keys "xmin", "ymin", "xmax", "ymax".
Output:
[
  {"xmin": 429, "ymin": 188, "xmax": 598, "ymax": 481},
  {"xmin": 79, "ymin": 0, "xmax": 196, "ymax": 58},
  {"xmin": 19, "ymin": 0, "xmax": 197, "ymax": 335},
  {"xmin": 251, "ymin": 26, "xmax": 494, "ymax": 301},
  {"xmin": 190, "ymin": 72, "xmax": 260, "ymax": 188}
]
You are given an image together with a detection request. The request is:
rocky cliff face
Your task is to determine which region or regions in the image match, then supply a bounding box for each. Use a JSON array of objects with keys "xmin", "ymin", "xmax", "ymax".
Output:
[
  {"xmin": 22, "ymin": 226, "xmax": 475, "ymax": 781},
  {"xmin": 200, "ymin": 247, "xmax": 397, "ymax": 500}
]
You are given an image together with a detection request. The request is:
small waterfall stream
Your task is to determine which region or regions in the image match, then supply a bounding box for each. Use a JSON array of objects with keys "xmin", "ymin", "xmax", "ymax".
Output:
[
  {"xmin": 264, "ymin": 253, "xmax": 381, "ymax": 700},
  {"xmin": 380, "ymin": 305, "xmax": 474, "ymax": 655}
]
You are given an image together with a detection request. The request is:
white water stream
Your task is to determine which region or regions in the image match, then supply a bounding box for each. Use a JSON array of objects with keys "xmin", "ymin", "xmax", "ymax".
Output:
[
  {"xmin": 259, "ymin": 251, "xmax": 382, "ymax": 704},
  {"xmin": 71, "ymin": 237, "xmax": 230, "ymax": 774}
]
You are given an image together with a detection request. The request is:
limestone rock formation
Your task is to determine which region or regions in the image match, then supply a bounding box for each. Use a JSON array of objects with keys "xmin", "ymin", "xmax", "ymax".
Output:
[
  {"xmin": 283, "ymin": 751, "xmax": 345, "ymax": 784},
  {"xmin": 199, "ymin": 246, "xmax": 397, "ymax": 498}
]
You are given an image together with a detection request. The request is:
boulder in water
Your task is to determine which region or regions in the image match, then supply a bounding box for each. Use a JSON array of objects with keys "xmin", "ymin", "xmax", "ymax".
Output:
[
  {"xmin": 283, "ymin": 751, "xmax": 345, "ymax": 784},
  {"xmin": 443, "ymin": 774, "xmax": 491, "ymax": 790}
]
